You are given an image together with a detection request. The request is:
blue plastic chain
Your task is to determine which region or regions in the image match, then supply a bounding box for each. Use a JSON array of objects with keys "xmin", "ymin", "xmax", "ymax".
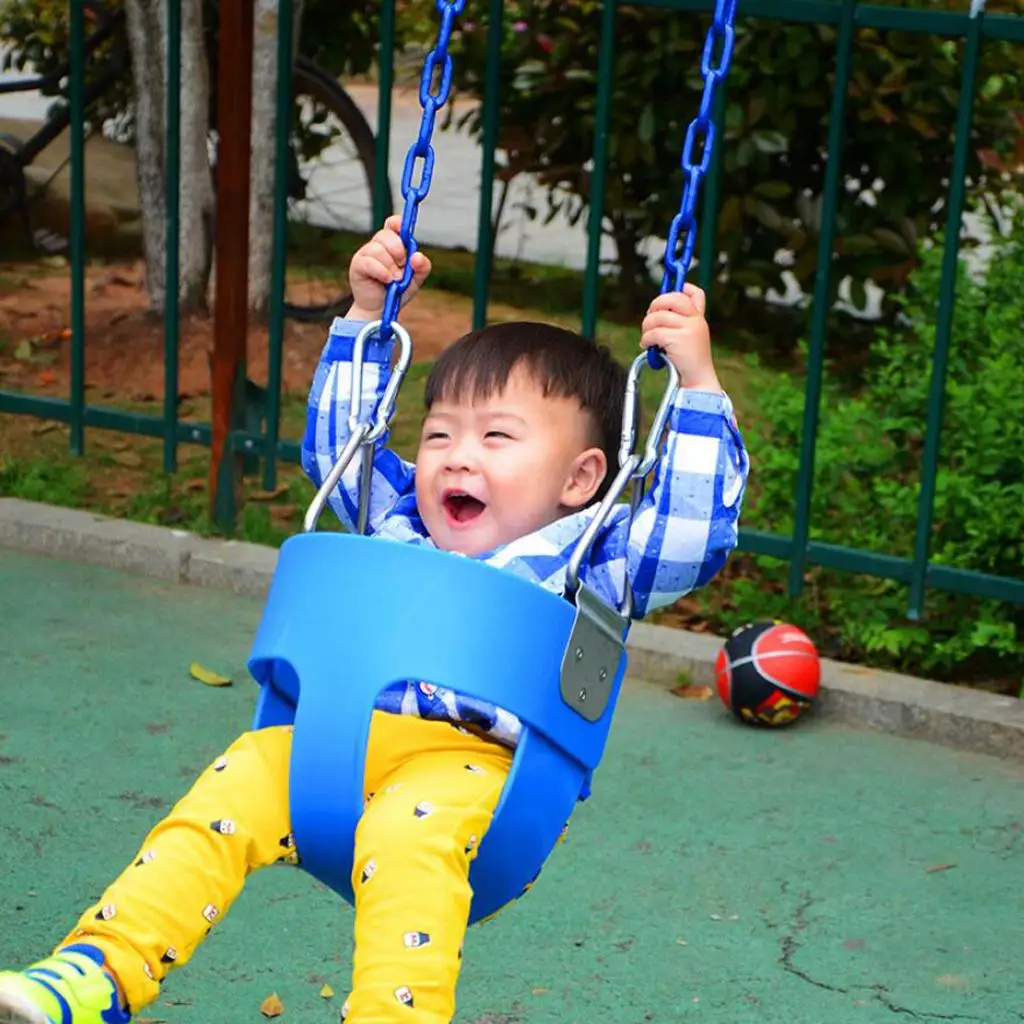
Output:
[
  {"xmin": 653, "ymin": 0, "xmax": 738, "ymax": 367},
  {"xmin": 378, "ymin": 0, "xmax": 466, "ymax": 341}
]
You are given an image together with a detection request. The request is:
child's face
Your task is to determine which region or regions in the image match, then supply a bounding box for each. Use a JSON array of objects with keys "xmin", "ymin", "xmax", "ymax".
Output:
[{"xmin": 415, "ymin": 366, "xmax": 607, "ymax": 556}]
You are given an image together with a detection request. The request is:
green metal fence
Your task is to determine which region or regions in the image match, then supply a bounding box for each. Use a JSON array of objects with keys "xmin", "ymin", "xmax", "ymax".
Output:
[{"xmin": 0, "ymin": 0, "xmax": 1022, "ymax": 619}]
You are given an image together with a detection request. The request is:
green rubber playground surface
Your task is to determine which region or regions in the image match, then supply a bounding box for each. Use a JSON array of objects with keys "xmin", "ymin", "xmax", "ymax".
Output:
[{"xmin": 2, "ymin": 548, "xmax": 1022, "ymax": 1023}]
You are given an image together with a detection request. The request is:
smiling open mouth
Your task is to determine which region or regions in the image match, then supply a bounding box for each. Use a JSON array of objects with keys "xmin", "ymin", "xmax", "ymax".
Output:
[{"xmin": 443, "ymin": 492, "xmax": 486, "ymax": 524}]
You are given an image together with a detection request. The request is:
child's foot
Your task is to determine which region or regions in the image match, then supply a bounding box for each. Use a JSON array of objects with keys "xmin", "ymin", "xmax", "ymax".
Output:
[{"xmin": 0, "ymin": 944, "xmax": 129, "ymax": 1024}]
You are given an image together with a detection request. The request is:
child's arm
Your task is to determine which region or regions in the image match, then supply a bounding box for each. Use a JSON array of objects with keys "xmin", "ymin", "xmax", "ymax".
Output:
[
  {"xmin": 622, "ymin": 386, "xmax": 748, "ymax": 618},
  {"xmin": 300, "ymin": 216, "xmax": 432, "ymax": 535},
  {"xmin": 618, "ymin": 286, "xmax": 749, "ymax": 617},
  {"xmin": 301, "ymin": 319, "xmax": 416, "ymax": 535}
]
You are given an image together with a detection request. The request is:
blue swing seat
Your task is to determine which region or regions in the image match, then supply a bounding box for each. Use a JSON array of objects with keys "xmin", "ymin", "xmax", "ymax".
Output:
[{"xmin": 248, "ymin": 531, "xmax": 628, "ymax": 923}]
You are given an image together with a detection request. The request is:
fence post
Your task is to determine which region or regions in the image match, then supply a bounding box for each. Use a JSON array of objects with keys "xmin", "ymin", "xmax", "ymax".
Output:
[
  {"xmin": 581, "ymin": 0, "xmax": 618, "ymax": 340},
  {"xmin": 163, "ymin": 0, "xmax": 181, "ymax": 474},
  {"xmin": 471, "ymin": 0, "xmax": 504, "ymax": 331},
  {"xmin": 906, "ymin": 1, "xmax": 986, "ymax": 620},
  {"xmin": 262, "ymin": 0, "xmax": 295, "ymax": 493},
  {"xmin": 374, "ymin": 0, "xmax": 396, "ymax": 230},
  {"xmin": 787, "ymin": 0, "xmax": 857, "ymax": 597},
  {"xmin": 209, "ymin": 0, "xmax": 255, "ymax": 531},
  {"xmin": 696, "ymin": 82, "xmax": 727, "ymax": 297},
  {"xmin": 68, "ymin": 1, "xmax": 86, "ymax": 455}
]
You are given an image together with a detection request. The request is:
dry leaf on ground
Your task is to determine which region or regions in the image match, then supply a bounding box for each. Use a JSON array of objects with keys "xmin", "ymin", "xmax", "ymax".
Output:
[
  {"xmin": 249, "ymin": 485, "xmax": 291, "ymax": 502},
  {"xmin": 189, "ymin": 662, "xmax": 232, "ymax": 687},
  {"xmin": 671, "ymin": 684, "xmax": 713, "ymax": 701},
  {"xmin": 110, "ymin": 450, "xmax": 143, "ymax": 468},
  {"xmin": 260, "ymin": 993, "xmax": 284, "ymax": 1018}
]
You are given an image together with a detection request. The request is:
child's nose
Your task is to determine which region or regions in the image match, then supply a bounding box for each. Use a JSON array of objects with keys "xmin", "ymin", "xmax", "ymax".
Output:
[{"xmin": 444, "ymin": 438, "xmax": 478, "ymax": 472}]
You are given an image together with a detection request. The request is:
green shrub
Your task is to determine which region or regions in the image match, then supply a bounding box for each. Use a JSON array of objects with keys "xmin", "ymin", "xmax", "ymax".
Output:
[
  {"xmin": 439, "ymin": 0, "xmax": 1024, "ymax": 328},
  {"xmin": 696, "ymin": 213, "xmax": 1024, "ymax": 687}
]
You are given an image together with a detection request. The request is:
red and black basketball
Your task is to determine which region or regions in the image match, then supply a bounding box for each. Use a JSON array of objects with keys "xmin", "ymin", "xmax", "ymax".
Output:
[{"xmin": 714, "ymin": 621, "xmax": 821, "ymax": 728}]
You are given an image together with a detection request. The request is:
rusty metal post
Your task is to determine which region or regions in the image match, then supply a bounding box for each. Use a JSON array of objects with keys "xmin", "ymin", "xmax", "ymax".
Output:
[{"xmin": 210, "ymin": 0, "xmax": 255, "ymax": 530}]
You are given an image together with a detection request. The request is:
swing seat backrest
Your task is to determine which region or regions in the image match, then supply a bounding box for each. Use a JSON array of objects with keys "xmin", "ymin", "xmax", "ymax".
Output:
[{"xmin": 248, "ymin": 531, "xmax": 628, "ymax": 923}]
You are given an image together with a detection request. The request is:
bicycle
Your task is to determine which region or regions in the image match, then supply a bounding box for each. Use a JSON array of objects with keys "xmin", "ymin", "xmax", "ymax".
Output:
[{"xmin": 0, "ymin": 1, "xmax": 393, "ymax": 322}]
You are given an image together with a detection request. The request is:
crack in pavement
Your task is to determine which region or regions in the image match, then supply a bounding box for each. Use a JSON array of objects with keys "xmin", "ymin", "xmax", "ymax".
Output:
[
  {"xmin": 770, "ymin": 881, "xmax": 850, "ymax": 995},
  {"xmin": 870, "ymin": 985, "xmax": 983, "ymax": 1021},
  {"xmin": 765, "ymin": 883, "xmax": 984, "ymax": 1021}
]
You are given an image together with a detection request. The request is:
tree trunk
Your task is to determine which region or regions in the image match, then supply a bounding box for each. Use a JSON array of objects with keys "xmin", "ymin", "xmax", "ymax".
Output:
[
  {"xmin": 124, "ymin": 0, "xmax": 213, "ymax": 315},
  {"xmin": 236, "ymin": 0, "xmax": 304, "ymax": 318},
  {"xmin": 246, "ymin": 0, "xmax": 279, "ymax": 319}
]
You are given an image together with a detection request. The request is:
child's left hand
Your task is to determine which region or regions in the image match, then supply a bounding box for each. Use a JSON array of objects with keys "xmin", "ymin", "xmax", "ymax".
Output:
[{"xmin": 640, "ymin": 285, "xmax": 722, "ymax": 392}]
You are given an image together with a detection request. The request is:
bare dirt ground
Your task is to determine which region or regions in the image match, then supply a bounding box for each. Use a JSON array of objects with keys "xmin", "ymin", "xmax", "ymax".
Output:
[
  {"xmin": 0, "ymin": 259, "xmax": 483, "ymax": 404},
  {"xmin": 0, "ymin": 96, "xmax": 493, "ymax": 406}
]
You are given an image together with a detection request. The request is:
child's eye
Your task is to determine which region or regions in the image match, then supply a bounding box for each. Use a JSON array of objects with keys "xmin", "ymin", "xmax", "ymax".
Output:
[
  {"xmin": 424, "ymin": 431, "xmax": 449, "ymax": 442},
  {"xmin": 485, "ymin": 431, "xmax": 511, "ymax": 440}
]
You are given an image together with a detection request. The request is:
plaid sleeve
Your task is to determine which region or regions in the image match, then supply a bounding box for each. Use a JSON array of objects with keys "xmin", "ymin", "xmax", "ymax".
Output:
[
  {"xmin": 300, "ymin": 317, "xmax": 417, "ymax": 535},
  {"xmin": 625, "ymin": 388, "xmax": 749, "ymax": 618}
]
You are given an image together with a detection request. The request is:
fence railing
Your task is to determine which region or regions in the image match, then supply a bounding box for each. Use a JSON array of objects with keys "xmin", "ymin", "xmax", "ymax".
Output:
[{"xmin": 0, "ymin": 0, "xmax": 1022, "ymax": 619}]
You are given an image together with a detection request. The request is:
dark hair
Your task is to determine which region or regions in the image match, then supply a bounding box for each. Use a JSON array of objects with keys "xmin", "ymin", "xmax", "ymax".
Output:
[{"xmin": 424, "ymin": 321, "xmax": 627, "ymax": 501}]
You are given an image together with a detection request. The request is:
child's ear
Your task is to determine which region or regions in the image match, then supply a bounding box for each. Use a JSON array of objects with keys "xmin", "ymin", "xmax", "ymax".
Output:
[{"xmin": 561, "ymin": 447, "xmax": 608, "ymax": 510}]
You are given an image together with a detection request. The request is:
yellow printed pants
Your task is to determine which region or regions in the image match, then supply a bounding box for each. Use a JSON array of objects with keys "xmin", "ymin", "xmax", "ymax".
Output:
[{"xmin": 58, "ymin": 713, "xmax": 513, "ymax": 1023}]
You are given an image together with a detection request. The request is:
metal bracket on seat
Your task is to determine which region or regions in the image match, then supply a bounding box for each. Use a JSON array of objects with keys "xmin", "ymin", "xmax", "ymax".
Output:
[{"xmin": 559, "ymin": 582, "xmax": 628, "ymax": 722}]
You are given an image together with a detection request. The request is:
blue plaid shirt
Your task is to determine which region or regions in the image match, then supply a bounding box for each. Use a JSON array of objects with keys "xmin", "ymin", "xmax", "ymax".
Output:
[{"xmin": 302, "ymin": 317, "xmax": 749, "ymax": 748}]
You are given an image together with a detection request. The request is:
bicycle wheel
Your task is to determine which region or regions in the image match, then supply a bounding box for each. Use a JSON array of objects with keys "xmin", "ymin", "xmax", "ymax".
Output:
[
  {"xmin": 283, "ymin": 56, "xmax": 394, "ymax": 323},
  {"xmin": 0, "ymin": 133, "xmax": 27, "ymax": 224}
]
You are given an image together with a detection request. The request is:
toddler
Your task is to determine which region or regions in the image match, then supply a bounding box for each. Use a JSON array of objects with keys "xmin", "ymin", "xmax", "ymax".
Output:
[{"xmin": 0, "ymin": 217, "xmax": 749, "ymax": 1024}]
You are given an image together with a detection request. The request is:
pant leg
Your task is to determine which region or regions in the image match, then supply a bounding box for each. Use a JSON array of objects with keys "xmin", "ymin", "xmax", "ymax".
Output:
[
  {"xmin": 56, "ymin": 726, "xmax": 294, "ymax": 1012},
  {"xmin": 345, "ymin": 717, "xmax": 513, "ymax": 1024}
]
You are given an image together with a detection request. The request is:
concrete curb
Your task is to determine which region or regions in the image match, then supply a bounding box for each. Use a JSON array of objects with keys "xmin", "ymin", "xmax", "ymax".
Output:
[{"xmin": 3, "ymin": 497, "xmax": 1023, "ymax": 761}]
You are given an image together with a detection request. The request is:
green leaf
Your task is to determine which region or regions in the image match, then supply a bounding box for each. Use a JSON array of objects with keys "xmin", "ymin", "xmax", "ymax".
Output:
[
  {"xmin": 841, "ymin": 235, "xmax": 879, "ymax": 256},
  {"xmin": 751, "ymin": 130, "xmax": 789, "ymax": 154},
  {"xmin": 754, "ymin": 181, "xmax": 792, "ymax": 200},
  {"xmin": 637, "ymin": 104, "xmax": 655, "ymax": 145},
  {"xmin": 848, "ymin": 277, "xmax": 869, "ymax": 311},
  {"xmin": 746, "ymin": 198, "xmax": 788, "ymax": 233},
  {"xmin": 872, "ymin": 228, "xmax": 910, "ymax": 255},
  {"xmin": 747, "ymin": 93, "xmax": 768, "ymax": 127}
]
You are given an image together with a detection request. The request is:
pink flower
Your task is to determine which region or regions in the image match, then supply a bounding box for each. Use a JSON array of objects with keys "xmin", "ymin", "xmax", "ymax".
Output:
[{"xmin": 512, "ymin": 20, "xmax": 528, "ymax": 32}]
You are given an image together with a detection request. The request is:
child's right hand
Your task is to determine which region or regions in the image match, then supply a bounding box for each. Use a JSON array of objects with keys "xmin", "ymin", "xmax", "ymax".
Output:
[{"xmin": 347, "ymin": 214, "xmax": 432, "ymax": 322}]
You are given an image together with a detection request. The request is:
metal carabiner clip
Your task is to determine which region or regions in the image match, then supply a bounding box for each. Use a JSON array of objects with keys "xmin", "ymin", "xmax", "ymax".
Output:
[
  {"xmin": 348, "ymin": 320, "xmax": 414, "ymax": 441},
  {"xmin": 304, "ymin": 320, "xmax": 413, "ymax": 534},
  {"xmin": 620, "ymin": 351, "xmax": 680, "ymax": 479},
  {"xmin": 566, "ymin": 349, "xmax": 679, "ymax": 618}
]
